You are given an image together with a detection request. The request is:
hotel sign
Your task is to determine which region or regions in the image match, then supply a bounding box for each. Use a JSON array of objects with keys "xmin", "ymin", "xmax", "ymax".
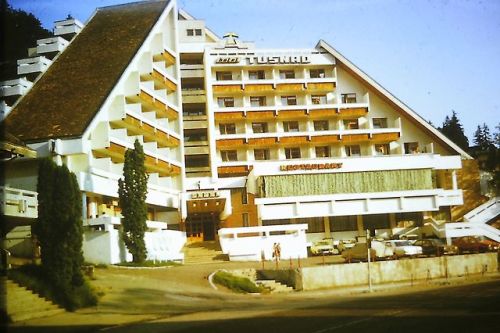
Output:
[
  {"xmin": 215, "ymin": 55, "xmax": 311, "ymax": 65},
  {"xmin": 279, "ymin": 163, "xmax": 343, "ymax": 171},
  {"xmin": 191, "ymin": 191, "xmax": 220, "ymax": 199}
]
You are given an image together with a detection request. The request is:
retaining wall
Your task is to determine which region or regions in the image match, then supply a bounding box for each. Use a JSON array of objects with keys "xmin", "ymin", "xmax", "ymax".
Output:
[{"xmin": 301, "ymin": 253, "xmax": 498, "ymax": 291}]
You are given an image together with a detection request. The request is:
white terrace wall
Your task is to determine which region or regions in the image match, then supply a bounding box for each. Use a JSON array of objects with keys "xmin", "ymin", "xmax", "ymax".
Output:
[{"xmin": 301, "ymin": 253, "xmax": 498, "ymax": 291}]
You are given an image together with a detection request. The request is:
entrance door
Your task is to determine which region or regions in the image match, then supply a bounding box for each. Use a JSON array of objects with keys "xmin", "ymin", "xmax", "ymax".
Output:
[{"xmin": 186, "ymin": 214, "xmax": 219, "ymax": 242}]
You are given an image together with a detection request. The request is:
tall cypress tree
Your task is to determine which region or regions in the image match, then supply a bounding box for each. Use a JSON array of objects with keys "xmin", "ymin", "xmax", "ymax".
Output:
[
  {"xmin": 34, "ymin": 159, "xmax": 84, "ymax": 302},
  {"xmin": 118, "ymin": 139, "xmax": 149, "ymax": 263}
]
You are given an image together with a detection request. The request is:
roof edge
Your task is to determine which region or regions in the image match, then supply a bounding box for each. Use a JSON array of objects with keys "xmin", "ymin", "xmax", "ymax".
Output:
[{"xmin": 316, "ymin": 39, "xmax": 472, "ymax": 160}]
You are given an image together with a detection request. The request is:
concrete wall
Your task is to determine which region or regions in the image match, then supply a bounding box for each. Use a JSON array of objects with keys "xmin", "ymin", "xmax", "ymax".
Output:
[
  {"xmin": 301, "ymin": 253, "xmax": 498, "ymax": 291},
  {"xmin": 257, "ymin": 269, "xmax": 303, "ymax": 290}
]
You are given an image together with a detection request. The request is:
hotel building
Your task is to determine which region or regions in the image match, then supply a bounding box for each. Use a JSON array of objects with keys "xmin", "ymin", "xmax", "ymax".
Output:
[{"xmin": 1, "ymin": 0, "xmax": 491, "ymax": 263}]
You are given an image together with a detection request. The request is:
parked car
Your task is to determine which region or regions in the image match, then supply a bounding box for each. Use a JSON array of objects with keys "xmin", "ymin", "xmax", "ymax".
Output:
[
  {"xmin": 384, "ymin": 240, "xmax": 422, "ymax": 258},
  {"xmin": 453, "ymin": 236, "xmax": 499, "ymax": 254},
  {"xmin": 341, "ymin": 243, "xmax": 376, "ymax": 262},
  {"xmin": 370, "ymin": 240, "xmax": 395, "ymax": 259},
  {"xmin": 336, "ymin": 239, "xmax": 356, "ymax": 253},
  {"xmin": 413, "ymin": 239, "xmax": 459, "ymax": 256},
  {"xmin": 309, "ymin": 239, "xmax": 339, "ymax": 256}
]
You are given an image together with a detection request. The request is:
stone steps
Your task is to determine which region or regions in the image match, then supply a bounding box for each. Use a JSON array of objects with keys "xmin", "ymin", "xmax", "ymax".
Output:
[
  {"xmin": 2, "ymin": 278, "xmax": 64, "ymax": 322},
  {"xmin": 255, "ymin": 280, "xmax": 294, "ymax": 293},
  {"xmin": 182, "ymin": 242, "xmax": 227, "ymax": 264}
]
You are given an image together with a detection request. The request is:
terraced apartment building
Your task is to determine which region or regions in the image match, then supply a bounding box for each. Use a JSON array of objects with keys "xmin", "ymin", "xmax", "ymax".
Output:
[{"xmin": 1, "ymin": 0, "xmax": 484, "ymax": 263}]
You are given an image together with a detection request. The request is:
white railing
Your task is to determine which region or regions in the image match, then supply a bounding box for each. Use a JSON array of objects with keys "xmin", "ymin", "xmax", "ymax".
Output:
[
  {"xmin": 218, "ymin": 224, "xmax": 308, "ymax": 261},
  {"xmin": 0, "ymin": 186, "xmax": 38, "ymax": 219},
  {"xmin": 445, "ymin": 222, "xmax": 500, "ymax": 243},
  {"xmin": 463, "ymin": 197, "xmax": 500, "ymax": 224}
]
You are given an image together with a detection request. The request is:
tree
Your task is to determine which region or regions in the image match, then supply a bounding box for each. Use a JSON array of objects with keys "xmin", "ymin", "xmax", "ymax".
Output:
[
  {"xmin": 494, "ymin": 123, "xmax": 500, "ymax": 148},
  {"xmin": 0, "ymin": 0, "xmax": 53, "ymax": 80},
  {"xmin": 118, "ymin": 139, "xmax": 149, "ymax": 263},
  {"xmin": 34, "ymin": 159, "xmax": 84, "ymax": 303},
  {"xmin": 439, "ymin": 110, "xmax": 469, "ymax": 151}
]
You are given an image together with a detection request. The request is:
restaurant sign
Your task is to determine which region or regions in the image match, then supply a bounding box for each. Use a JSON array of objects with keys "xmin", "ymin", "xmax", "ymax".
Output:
[{"xmin": 279, "ymin": 163, "xmax": 342, "ymax": 171}]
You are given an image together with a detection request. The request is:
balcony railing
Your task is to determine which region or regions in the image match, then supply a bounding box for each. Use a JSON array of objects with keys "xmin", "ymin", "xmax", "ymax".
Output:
[
  {"xmin": 0, "ymin": 186, "xmax": 38, "ymax": 219},
  {"xmin": 0, "ymin": 78, "xmax": 32, "ymax": 98},
  {"xmin": 17, "ymin": 56, "xmax": 52, "ymax": 76},
  {"xmin": 36, "ymin": 36, "xmax": 69, "ymax": 55}
]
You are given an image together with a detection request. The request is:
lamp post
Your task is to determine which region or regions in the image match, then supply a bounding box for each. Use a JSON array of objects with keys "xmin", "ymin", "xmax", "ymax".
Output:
[{"xmin": 367, "ymin": 229, "xmax": 372, "ymax": 293}]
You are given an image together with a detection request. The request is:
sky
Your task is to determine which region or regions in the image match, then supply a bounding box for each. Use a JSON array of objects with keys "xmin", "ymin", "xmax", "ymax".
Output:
[{"xmin": 9, "ymin": 0, "xmax": 500, "ymax": 141}]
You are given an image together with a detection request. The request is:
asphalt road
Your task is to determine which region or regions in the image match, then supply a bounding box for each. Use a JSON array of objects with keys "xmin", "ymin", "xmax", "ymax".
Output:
[{"xmin": 9, "ymin": 278, "xmax": 500, "ymax": 333}]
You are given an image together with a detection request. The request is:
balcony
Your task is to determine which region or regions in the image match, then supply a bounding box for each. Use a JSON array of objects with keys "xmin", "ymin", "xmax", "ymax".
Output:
[
  {"xmin": 0, "ymin": 78, "xmax": 32, "ymax": 98},
  {"xmin": 0, "ymin": 186, "xmax": 38, "ymax": 220},
  {"xmin": 181, "ymin": 64, "xmax": 204, "ymax": 78},
  {"xmin": 54, "ymin": 18, "xmax": 84, "ymax": 37},
  {"xmin": 126, "ymin": 85, "xmax": 179, "ymax": 120},
  {"xmin": 36, "ymin": 36, "xmax": 69, "ymax": 55},
  {"xmin": 141, "ymin": 62, "xmax": 177, "ymax": 93},
  {"xmin": 153, "ymin": 47, "xmax": 176, "ymax": 67},
  {"xmin": 110, "ymin": 113, "xmax": 180, "ymax": 148},
  {"xmin": 215, "ymin": 127, "xmax": 401, "ymax": 149},
  {"xmin": 182, "ymin": 88, "xmax": 206, "ymax": 103},
  {"xmin": 17, "ymin": 56, "xmax": 52, "ymax": 76},
  {"xmin": 92, "ymin": 135, "xmax": 182, "ymax": 177}
]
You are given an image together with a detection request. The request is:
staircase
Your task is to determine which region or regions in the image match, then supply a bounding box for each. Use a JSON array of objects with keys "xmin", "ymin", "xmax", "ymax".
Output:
[
  {"xmin": 182, "ymin": 241, "xmax": 227, "ymax": 265},
  {"xmin": 255, "ymin": 279, "xmax": 294, "ymax": 293},
  {"xmin": 1, "ymin": 277, "xmax": 64, "ymax": 322},
  {"xmin": 463, "ymin": 197, "xmax": 500, "ymax": 224}
]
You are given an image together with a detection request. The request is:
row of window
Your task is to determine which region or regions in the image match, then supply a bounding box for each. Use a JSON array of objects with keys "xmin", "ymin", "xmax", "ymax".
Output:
[
  {"xmin": 220, "ymin": 144, "xmax": 390, "ymax": 161},
  {"xmin": 262, "ymin": 212, "xmax": 423, "ymax": 234},
  {"xmin": 219, "ymin": 118, "xmax": 388, "ymax": 134},
  {"xmin": 217, "ymin": 93, "xmax": 358, "ymax": 108},
  {"xmin": 186, "ymin": 28, "xmax": 202, "ymax": 36},
  {"xmin": 216, "ymin": 68, "xmax": 328, "ymax": 81}
]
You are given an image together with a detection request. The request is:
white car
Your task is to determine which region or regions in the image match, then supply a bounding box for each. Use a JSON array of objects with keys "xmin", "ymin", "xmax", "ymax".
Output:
[
  {"xmin": 370, "ymin": 240, "xmax": 395, "ymax": 259},
  {"xmin": 384, "ymin": 240, "xmax": 422, "ymax": 258}
]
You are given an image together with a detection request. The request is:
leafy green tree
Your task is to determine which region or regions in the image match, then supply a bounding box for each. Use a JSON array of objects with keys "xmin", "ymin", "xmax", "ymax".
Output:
[
  {"xmin": 439, "ymin": 110, "xmax": 469, "ymax": 151},
  {"xmin": 118, "ymin": 139, "xmax": 149, "ymax": 263},
  {"xmin": 34, "ymin": 159, "xmax": 84, "ymax": 303}
]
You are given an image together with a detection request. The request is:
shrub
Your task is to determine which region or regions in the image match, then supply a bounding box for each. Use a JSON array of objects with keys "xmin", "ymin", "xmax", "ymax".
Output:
[
  {"xmin": 8, "ymin": 264, "xmax": 98, "ymax": 311},
  {"xmin": 212, "ymin": 271, "xmax": 264, "ymax": 293}
]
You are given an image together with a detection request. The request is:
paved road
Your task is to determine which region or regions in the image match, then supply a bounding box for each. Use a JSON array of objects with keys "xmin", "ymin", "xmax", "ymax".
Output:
[{"xmin": 9, "ymin": 278, "xmax": 500, "ymax": 333}]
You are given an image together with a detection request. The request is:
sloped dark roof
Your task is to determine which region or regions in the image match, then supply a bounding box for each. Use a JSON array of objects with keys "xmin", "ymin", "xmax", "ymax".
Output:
[{"xmin": 4, "ymin": 0, "xmax": 169, "ymax": 142}]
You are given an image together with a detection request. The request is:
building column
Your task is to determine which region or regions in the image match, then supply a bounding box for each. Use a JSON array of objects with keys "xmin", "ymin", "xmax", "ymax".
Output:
[
  {"xmin": 389, "ymin": 213, "xmax": 397, "ymax": 236},
  {"xmin": 451, "ymin": 170, "xmax": 458, "ymax": 190},
  {"xmin": 81, "ymin": 192, "xmax": 87, "ymax": 221},
  {"xmin": 323, "ymin": 216, "xmax": 331, "ymax": 238},
  {"xmin": 356, "ymin": 215, "xmax": 364, "ymax": 236}
]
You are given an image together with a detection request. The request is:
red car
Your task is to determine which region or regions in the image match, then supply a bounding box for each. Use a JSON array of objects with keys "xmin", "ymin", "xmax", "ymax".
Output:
[{"xmin": 452, "ymin": 236, "xmax": 499, "ymax": 254}]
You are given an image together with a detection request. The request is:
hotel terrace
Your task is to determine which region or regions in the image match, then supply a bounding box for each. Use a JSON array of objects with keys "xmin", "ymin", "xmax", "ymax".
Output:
[{"xmin": 1, "ymin": 0, "xmax": 496, "ymax": 264}]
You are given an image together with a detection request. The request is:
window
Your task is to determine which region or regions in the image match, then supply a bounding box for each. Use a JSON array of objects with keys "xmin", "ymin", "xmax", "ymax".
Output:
[
  {"xmin": 297, "ymin": 217, "xmax": 324, "ymax": 233},
  {"xmin": 219, "ymin": 123, "xmax": 236, "ymax": 135},
  {"xmin": 186, "ymin": 29, "xmax": 194, "ymax": 36},
  {"xmin": 195, "ymin": 29, "xmax": 202, "ymax": 36},
  {"xmin": 279, "ymin": 70, "xmax": 295, "ymax": 79},
  {"xmin": 315, "ymin": 146, "xmax": 330, "ymax": 158},
  {"xmin": 341, "ymin": 93, "xmax": 357, "ymax": 103},
  {"xmin": 221, "ymin": 150, "xmax": 238, "ymax": 161},
  {"xmin": 363, "ymin": 214, "xmax": 390, "ymax": 230},
  {"xmin": 396, "ymin": 212, "xmax": 423, "ymax": 228},
  {"xmin": 283, "ymin": 121, "xmax": 299, "ymax": 132},
  {"xmin": 374, "ymin": 143, "xmax": 390, "ymax": 156},
  {"xmin": 217, "ymin": 97, "xmax": 234, "ymax": 107},
  {"xmin": 242, "ymin": 213, "xmax": 249, "ymax": 227},
  {"xmin": 314, "ymin": 120, "xmax": 329, "ymax": 131},
  {"xmin": 252, "ymin": 122, "xmax": 268, "ymax": 133},
  {"xmin": 404, "ymin": 142, "xmax": 420, "ymax": 154},
  {"xmin": 241, "ymin": 188, "xmax": 248, "ymax": 204},
  {"xmin": 216, "ymin": 71, "xmax": 232, "ymax": 81},
  {"xmin": 184, "ymin": 129, "xmax": 207, "ymax": 142},
  {"xmin": 254, "ymin": 149, "xmax": 270, "ymax": 160},
  {"xmin": 249, "ymin": 70, "xmax": 265, "ymax": 80},
  {"xmin": 250, "ymin": 96, "xmax": 266, "ymax": 107},
  {"xmin": 372, "ymin": 118, "xmax": 388, "ymax": 129},
  {"xmin": 185, "ymin": 155, "xmax": 209, "ymax": 167},
  {"xmin": 285, "ymin": 147, "xmax": 301, "ymax": 159},
  {"xmin": 343, "ymin": 119, "xmax": 359, "ymax": 130},
  {"xmin": 311, "ymin": 95, "xmax": 327, "ymax": 105},
  {"xmin": 281, "ymin": 95, "xmax": 297, "ymax": 105},
  {"xmin": 345, "ymin": 145, "xmax": 361, "ymax": 157},
  {"xmin": 309, "ymin": 69, "xmax": 326, "ymax": 78},
  {"xmin": 329, "ymin": 216, "xmax": 357, "ymax": 232}
]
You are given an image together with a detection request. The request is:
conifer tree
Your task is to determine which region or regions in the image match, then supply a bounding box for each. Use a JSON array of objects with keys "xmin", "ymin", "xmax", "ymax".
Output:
[
  {"xmin": 34, "ymin": 159, "xmax": 84, "ymax": 301},
  {"xmin": 439, "ymin": 110, "xmax": 469, "ymax": 151},
  {"xmin": 118, "ymin": 139, "xmax": 149, "ymax": 263}
]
